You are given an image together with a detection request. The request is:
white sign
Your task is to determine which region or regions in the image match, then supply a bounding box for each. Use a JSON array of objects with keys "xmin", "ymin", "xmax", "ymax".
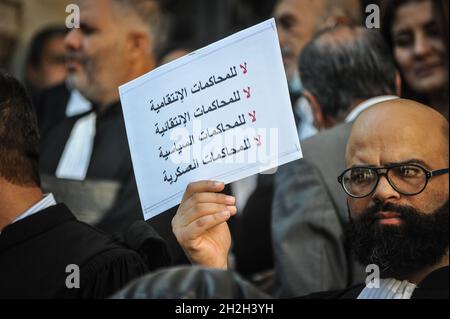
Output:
[{"xmin": 119, "ymin": 18, "xmax": 302, "ymax": 220}]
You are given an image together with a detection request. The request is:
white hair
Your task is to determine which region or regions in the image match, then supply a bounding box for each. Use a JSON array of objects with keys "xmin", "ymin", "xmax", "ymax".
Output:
[{"xmin": 112, "ymin": 0, "xmax": 170, "ymax": 56}]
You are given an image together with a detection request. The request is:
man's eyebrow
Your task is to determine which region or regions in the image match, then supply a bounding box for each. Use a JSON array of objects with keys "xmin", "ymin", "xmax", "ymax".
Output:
[
  {"xmin": 385, "ymin": 159, "xmax": 429, "ymax": 168},
  {"xmin": 349, "ymin": 159, "xmax": 430, "ymax": 169}
]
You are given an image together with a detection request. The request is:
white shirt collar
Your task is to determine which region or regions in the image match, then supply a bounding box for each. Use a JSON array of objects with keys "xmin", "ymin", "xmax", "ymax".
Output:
[
  {"xmin": 12, "ymin": 193, "xmax": 57, "ymax": 224},
  {"xmin": 357, "ymin": 278, "xmax": 417, "ymax": 299},
  {"xmin": 1, "ymin": 193, "xmax": 57, "ymax": 235},
  {"xmin": 345, "ymin": 96, "xmax": 399, "ymax": 123}
]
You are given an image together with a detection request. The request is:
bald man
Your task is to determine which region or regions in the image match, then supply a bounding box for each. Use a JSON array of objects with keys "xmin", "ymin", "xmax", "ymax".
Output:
[
  {"xmin": 333, "ymin": 99, "xmax": 448, "ymax": 298},
  {"xmin": 169, "ymin": 99, "xmax": 448, "ymax": 299}
]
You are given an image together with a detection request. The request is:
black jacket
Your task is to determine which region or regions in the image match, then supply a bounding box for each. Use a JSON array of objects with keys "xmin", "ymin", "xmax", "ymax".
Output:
[{"xmin": 0, "ymin": 204, "xmax": 148, "ymax": 298}]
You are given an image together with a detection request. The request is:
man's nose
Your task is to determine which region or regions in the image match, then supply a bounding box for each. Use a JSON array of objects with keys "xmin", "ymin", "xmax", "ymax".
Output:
[
  {"xmin": 65, "ymin": 28, "xmax": 82, "ymax": 51},
  {"xmin": 371, "ymin": 175, "xmax": 401, "ymax": 202}
]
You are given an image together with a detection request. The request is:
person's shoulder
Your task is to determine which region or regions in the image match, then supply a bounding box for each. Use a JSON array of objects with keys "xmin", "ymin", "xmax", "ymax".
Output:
[
  {"xmin": 302, "ymin": 122, "xmax": 353, "ymax": 151},
  {"xmin": 37, "ymin": 205, "xmax": 132, "ymax": 261},
  {"xmin": 60, "ymin": 214, "xmax": 120, "ymax": 248},
  {"xmin": 413, "ymin": 266, "xmax": 449, "ymax": 299},
  {"xmin": 60, "ymin": 213, "xmax": 148, "ymax": 272}
]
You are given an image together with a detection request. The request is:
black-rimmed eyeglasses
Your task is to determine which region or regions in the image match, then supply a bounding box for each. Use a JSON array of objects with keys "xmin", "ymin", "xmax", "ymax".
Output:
[{"xmin": 337, "ymin": 164, "xmax": 449, "ymax": 198}]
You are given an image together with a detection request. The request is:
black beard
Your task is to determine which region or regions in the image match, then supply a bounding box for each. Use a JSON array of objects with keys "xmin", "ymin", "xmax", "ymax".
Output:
[{"xmin": 346, "ymin": 200, "xmax": 449, "ymax": 278}]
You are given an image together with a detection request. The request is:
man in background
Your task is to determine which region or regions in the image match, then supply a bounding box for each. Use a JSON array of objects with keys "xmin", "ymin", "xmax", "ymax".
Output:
[
  {"xmin": 275, "ymin": 0, "xmax": 361, "ymax": 92},
  {"xmin": 24, "ymin": 26, "xmax": 92, "ymax": 137},
  {"xmin": 38, "ymin": 0, "xmax": 186, "ymax": 264}
]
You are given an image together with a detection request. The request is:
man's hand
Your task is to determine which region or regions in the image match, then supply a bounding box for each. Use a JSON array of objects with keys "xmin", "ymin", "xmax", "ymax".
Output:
[{"xmin": 172, "ymin": 181, "xmax": 237, "ymax": 269}]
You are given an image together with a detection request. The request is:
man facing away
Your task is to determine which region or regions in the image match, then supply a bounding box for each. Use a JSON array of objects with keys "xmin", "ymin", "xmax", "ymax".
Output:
[{"xmin": 0, "ymin": 72, "xmax": 149, "ymax": 298}]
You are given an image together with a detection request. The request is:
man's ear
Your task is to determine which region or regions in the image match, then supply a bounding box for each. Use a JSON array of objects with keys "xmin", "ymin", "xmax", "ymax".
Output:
[
  {"xmin": 127, "ymin": 31, "xmax": 151, "ymax": 59},
  {"xmin": 395, "ymin": 71, "xmax": 402, "ymax": 97},
  {"xmin": 303, "ymin": 90, "xmax": 325, "ymax": 130}
]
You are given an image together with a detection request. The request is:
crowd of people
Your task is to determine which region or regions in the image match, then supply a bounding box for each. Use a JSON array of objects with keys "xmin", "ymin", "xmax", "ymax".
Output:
[{"xmin": 0, "ymin": 0, "xmax": 448, "ymax": 299}]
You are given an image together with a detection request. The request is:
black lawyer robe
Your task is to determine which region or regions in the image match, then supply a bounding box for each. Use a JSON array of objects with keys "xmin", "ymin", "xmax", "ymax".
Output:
[{"xmin": 0, "ymin": 204, "xmax": 148, "ymax": 298}]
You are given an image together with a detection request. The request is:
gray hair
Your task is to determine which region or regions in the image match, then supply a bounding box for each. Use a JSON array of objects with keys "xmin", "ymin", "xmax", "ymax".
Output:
[
  {"xmin": 300, "ymin": 26, "xmax": 397, "ymax": 119},
  {"xmin": 112, "ymin": 0, "xmax": 170, "ymax": 56}
]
